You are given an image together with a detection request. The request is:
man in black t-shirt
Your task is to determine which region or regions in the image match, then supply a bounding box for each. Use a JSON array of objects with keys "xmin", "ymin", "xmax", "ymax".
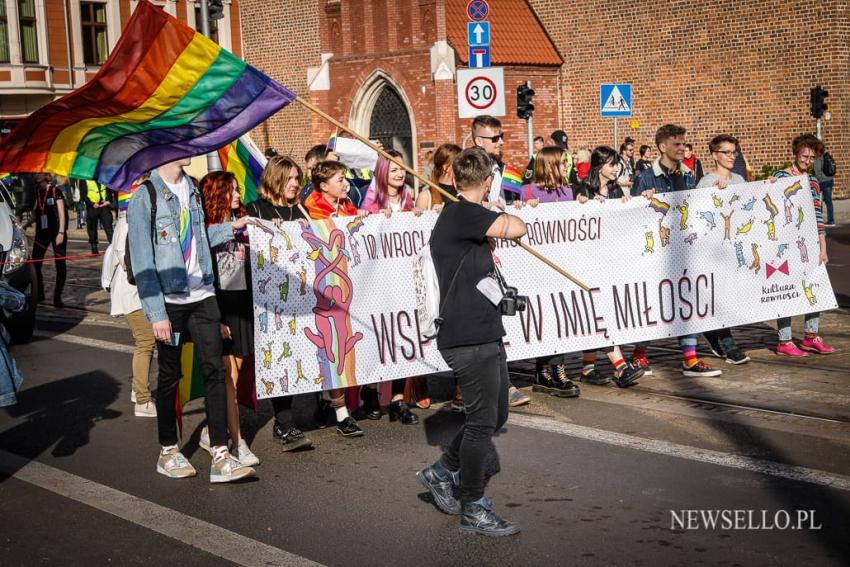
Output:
[
  {"xmin": 23, "ymin": 173, "xmax": 67, "ymax": 307},
  {"xmin": 416, "ymin": 147, "xmax": 527, "ymax": 537}
]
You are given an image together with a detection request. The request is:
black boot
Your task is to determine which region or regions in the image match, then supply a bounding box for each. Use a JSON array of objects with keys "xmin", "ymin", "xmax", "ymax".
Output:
[
  {"xmin": 613, "ymin": 364, "xmax": 643, "ymax": 388},
  {"xmin": 389, "ymin": 400, "xmax": 419, "ymax": 425},
  {"xmin": 359, "ymin": 386, "xmax": 382, "ymax": 420},
  {"xmin": 460, "ymin": 498, "xmax": 520, "ymax": 537},
  {"xmin": 553, "ymin": 365, "xmax": 581, "ymax": 397},
  {"xmin": 416, "ymin": 461, "xmax": 460, "ymax": 515}
]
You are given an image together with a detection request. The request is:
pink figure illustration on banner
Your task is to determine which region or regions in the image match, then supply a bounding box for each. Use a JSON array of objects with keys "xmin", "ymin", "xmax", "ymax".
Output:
[
  {"xmin": 784, "ymin": 199, "xmax": 793, "ymax": 225},
  {"xmin": 274, "ymin": 305, "xmax": 284, "ymax": 330},
  {"xmin": 302, "ymin": 223, "xmax": 364, "ymax": 384},
  {"xmin": 797, "ymin": 237, "xmax": 809, "ymax": 263}
]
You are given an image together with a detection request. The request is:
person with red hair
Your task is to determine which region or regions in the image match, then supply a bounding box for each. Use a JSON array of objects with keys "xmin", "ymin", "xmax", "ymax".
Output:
[{"xmin": 198, "ymin": 171, "xmax": 259, "ymax": 467}]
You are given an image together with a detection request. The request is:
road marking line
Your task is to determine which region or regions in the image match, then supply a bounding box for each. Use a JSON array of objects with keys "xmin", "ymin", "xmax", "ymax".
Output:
[
  {"xmin": 34, "ymin": 331, "xmax": 137, "ymax": 354},
  {"xmin": 509, "ymin": 414, "xmax": 850, "ymax": 492},
  {"xmin": 0, "ymin": 450, "xmax": 324, "ymax": 567},
  {"xmin": 31, "ymin": 332, "xmax": 850, "ymax": 492}
]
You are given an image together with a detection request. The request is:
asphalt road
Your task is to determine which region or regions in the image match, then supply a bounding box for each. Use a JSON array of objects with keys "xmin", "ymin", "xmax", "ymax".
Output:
[{"xmin": 1, "ymin": 220, "xmax": 848, "ymax": 566}]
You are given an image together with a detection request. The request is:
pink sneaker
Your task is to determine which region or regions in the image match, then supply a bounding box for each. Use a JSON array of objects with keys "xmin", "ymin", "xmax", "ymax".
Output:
[
  {"xmin": 776, "ymin": 341, "xmax": 808, "ymax": 357},
  {"xmin": 800, "ymin": 336, "xmax": 836, "ymax": 354}
]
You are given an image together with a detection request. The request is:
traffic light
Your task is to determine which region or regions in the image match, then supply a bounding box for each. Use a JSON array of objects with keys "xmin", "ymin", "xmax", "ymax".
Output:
[
  {"xmin": 208, "ymin": 0, "xmax": 225, "ymax": 21},
  {"xmin": 516, "ymin": 84, "xmax": 535, "ymax": 120},
  {"xmin": 810, "ymin": 86, "xmax": 828, "ymax": 119}
]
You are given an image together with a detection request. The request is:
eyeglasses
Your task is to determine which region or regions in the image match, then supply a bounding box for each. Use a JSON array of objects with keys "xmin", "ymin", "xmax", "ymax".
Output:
[
  {"xmin": 475, "ymin": 133, "xmax": 504, "ymax": 143},
  {"xmin": 798, "ymin": 154, "xmax": 817, "ymax": 162},
  {"xmin": 713, "ymin": 150, "xmax": 739, "ymax": 157}
]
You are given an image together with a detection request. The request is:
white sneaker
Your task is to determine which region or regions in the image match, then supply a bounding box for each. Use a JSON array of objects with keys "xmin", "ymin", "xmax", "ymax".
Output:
[
  {"xmin": 131, "ymin": 391, "xmax": 137, "ymax": 404},
  {"xmin": 134, "ymin": 401, "xmax": 157, "ymax": 417},
  {"xmin": 233, "ymin": 439, "xmax": 260, "ymax": 466},
  {"xmin": 156, "ymin": 447, "xmax": 197, "ymax": 479},
  {"xmin": 199, "ymin": 426, "xmax": 213, "ymax": 456},
  {"xmin": 210, "ymin": 447, "xmax": 256, "ymax": 484}
]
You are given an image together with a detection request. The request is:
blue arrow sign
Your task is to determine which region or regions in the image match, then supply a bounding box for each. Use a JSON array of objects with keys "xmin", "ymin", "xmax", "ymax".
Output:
[
  {"xmin": 600, "ymin": 84, "xmax": 632, "ymax": 117},
  {"xmin": 467, "ymin": 21, "xmax": 490, "ymax": 46},
  {"xmin": 468, "ymin": 46, "xmax": 491, "ymax": 68}
]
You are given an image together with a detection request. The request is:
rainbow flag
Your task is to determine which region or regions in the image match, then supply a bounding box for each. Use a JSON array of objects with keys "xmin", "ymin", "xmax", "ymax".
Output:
[
  {"xmin": 648, "ymin": 197, "xmax": 671, "ymax": 216},
  {"xmin": 175, "ymin": 342, "xmax": 257, "ymax": 434},
  {"xmin": 0, "ymin": 1, "xmax": 294, "ymax": 190},
  {"xmin": 501, "ymin": 165, "xmax": 524, "ymax": 194},
  {"xmin": 218, "ymin": 135, "xmax": 266, "ymax": 204},
  {"xmin": 762, "ymin": 194, "xmax": 779, "ymax": 219},
  {"xmin": 326, "ymin": 132, "xmax": 338, "ymax": 152},
  {"xmin": 784, "ymin": 180, "xmax": 802, "ymax": 199}
]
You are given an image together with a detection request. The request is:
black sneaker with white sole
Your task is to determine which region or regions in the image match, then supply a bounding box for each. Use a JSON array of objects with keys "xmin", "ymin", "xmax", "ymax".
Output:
[
  {"xmin": 724, "ymin": 348, "xmax": 751, "ymax": 365},
  {"xmin": 337, "ymin": 416, "xmax": 364, "ymax": 437},
  {"xmin": 682, "ymin": 361, "xmax": 722, "ymax": 377},
  {"xmin": 272, "ymin": 423, "xmax": 313, "ymax": 451},
  {"xmin": 613, "ymin": 365, "xmax": 643, "ymax": 388}
]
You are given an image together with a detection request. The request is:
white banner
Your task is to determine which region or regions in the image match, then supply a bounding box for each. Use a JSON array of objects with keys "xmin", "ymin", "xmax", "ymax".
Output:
[{"xmin": 248, "ymin": 176, "xmax": 836, "ymax": 398}]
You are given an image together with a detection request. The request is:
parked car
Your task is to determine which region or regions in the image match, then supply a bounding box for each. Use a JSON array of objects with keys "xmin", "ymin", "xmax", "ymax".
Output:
[{"xmin": 0, "ymin": 177, "xmax": 37, "ymax": 343}]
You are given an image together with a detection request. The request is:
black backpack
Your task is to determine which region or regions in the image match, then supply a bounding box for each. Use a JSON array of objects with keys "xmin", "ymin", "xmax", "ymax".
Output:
[
  {"xmin": 125, "ymin": 181, "xmax": 158, "ymax": 286},
  {"xmin": 822, "ymin": 152, "xmax": 836, "ymax": 177}
]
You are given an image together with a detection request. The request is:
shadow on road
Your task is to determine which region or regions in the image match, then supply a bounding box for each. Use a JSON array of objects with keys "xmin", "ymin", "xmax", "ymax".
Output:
[{"xmin": 0, "ymin": 371, "xmax": 121, "ymax": 478}]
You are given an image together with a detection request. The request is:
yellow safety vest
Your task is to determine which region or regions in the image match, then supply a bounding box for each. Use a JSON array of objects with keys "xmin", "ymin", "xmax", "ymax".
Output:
[{"xmin": 85, "ymin": 179, "xmax": 105, "ymax": 203}]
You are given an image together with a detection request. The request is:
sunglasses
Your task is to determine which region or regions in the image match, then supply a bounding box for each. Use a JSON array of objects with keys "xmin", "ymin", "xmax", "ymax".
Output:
[{"xmin": 475, "ymin": 133, "xmax": 504, "ymax": 143}]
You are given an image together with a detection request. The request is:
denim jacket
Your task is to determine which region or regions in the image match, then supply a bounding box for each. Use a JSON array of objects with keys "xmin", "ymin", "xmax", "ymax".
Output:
[
  {"xmin": 128, "ymin": 170, "xmax": 233, "ymax": 323},
  {"xmin": 0, "ymin": 281, "xmax": 25, "ymax": 407},
  {"xmin": 632, "ymin": 159, "xmax": 696, "ymax": 195}
]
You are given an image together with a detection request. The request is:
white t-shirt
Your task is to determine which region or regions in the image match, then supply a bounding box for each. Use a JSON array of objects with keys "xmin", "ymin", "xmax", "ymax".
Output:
[
  {"xmin": 696, "ymin": 172, "xmax": 746, "ymax": 189},
  {"xmin": 163, "ymin": 177, "xmax": 216, "ymax": 305}
]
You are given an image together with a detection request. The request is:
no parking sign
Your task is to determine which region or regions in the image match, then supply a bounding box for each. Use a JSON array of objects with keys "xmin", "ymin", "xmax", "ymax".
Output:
[{"xmin": 456, "ymin": 67, "xmax": 505, "ymax": 118}]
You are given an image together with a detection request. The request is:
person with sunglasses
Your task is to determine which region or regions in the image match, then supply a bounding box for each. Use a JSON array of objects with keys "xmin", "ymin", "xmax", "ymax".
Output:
[{"xmin": 472, "ymin": 115, "xmax": 513, "ymax": 208}]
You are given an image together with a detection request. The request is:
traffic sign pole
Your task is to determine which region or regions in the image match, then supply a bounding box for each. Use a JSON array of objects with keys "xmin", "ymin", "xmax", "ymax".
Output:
[{"xmin": 613, "ymin": 118, "xmax": 618, "ymax": 149}]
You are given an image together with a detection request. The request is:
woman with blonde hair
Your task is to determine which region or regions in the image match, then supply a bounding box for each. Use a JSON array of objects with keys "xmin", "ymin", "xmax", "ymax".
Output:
[
  {"xmin": 415, "ymin": 143, "xmax": 461, "ymax": 212},
  {"xmin": 246, "ymin": 156, "xmax": 315, "ymax": 451}
]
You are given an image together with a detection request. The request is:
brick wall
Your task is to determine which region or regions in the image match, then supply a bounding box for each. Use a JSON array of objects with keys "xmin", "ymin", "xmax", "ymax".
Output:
[
  {"xmin": 238, "ymin": 0, "xmax": 321, "ymax": 162},
  {"xmin": 529, "ymin": 0, "xmax": 850, "ymax": 196}
]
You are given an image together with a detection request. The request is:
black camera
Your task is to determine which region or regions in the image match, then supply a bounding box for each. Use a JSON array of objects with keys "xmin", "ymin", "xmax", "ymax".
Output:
[{"xmin": 500, "ymin": 286, "xmax": 528, "ymax": 316}]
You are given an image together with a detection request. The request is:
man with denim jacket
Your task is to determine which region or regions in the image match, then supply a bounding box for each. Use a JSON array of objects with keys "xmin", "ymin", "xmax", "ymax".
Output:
[
  {"xmin": 630, "ymin": 125, "xmax": 721, "ymax": 378},
  {"xmin": 129, "ymin": 157, "xmax": 254, "ymax": 483}
]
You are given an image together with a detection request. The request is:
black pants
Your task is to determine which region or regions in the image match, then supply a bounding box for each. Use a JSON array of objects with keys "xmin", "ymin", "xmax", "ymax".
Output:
[
  {"xmin": 31, "ymin": 229, "xmax": 66, "ymax": 302},
  {"xmin": 439, "ymin": 341, "xmax": 509, "ymax": 503},
  {"xmin": 86, "ymin": 205, "xmax": 114, "ymax": 247},
  {"xmin": 704, "ymin": 328, "xmax": 734, "ymax": 350},
  {"xmin": 155, "ymin": 297, "xmax": 228, "ymax": 447}
]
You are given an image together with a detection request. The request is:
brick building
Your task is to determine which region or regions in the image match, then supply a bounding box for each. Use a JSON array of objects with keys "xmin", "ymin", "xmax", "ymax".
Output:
[
  {"xmin": 0, "ymin": 0, "xmax": 242, "ymax": 127},
  {"xmin": 240, "ymin": 0, "xmax": 848, "ymax": 197}
]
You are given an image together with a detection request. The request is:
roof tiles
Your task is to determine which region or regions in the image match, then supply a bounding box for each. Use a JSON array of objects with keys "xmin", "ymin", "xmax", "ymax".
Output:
[{"xmin": 445, "ymin": 0, "xmax": 562, "ymax": 66}]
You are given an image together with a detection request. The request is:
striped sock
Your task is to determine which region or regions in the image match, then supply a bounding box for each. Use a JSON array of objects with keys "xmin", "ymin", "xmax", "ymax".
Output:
[
  {"xmin": 612, "ymin": 358, "xmax": 627, "ymax": 376},
  {"xmin": 632, "ymin": 345, "xmax": 646, "ymax": 359},
  {"xmin": 680, "ymin": 335, "xmax": 698, "ymax": 368},
  {"xmin": 581, "ymin": 352, "xmax": 596, "ymax": 375}
]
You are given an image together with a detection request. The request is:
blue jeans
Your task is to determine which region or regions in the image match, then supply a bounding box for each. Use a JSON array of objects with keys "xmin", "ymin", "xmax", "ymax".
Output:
[
  {"xmin": 439, "ymin": 341, "xmax": 510, "ymax": 503},
  {"xmin": 820, "ymin": 180, "xmax": 834, "ymax": 224},
  {"xmin": 777, "ymin": 313, "xmax": 819, "ymax": 342}
]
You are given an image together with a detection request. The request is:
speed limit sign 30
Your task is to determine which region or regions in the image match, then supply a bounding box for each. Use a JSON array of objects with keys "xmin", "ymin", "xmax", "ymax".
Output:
[{"xmin": 457, "ymin": 67, "xmax": 505, "ymax": 118}]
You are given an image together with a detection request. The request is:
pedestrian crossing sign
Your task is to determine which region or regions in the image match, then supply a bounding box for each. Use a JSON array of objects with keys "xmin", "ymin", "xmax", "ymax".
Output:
[{"xmin": 600, "ymin": 84, "xmax": 632, "ymax": 117}]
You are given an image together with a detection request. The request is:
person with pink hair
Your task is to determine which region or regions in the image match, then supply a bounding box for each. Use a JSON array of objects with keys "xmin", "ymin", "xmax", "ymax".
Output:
[{"xmin": 361, "ymin": 149, "xmax": 415, "ymax": 216}]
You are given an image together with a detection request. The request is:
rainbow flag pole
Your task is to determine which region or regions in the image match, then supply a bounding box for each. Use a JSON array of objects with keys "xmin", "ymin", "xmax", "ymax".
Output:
[{"xmin": 218, "ymin": 134, "xmax": 267, "ymax": 204}]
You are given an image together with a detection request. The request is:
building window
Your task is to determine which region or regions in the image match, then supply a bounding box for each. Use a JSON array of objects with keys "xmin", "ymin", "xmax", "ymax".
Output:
[
  {"xmin": 18, "ymin": 0, "xmax": 38, "ymax": 64},
  {"xmin": 81, "ymin": 2, "xmax": 108, "ymax": 66},
  {"xmin": 194, "ymin": 5, "xmax": 219, "ymax": 43},
  {"xmin": 0, "ymin": 3, "xmax": 10, "ymax": 64}
]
